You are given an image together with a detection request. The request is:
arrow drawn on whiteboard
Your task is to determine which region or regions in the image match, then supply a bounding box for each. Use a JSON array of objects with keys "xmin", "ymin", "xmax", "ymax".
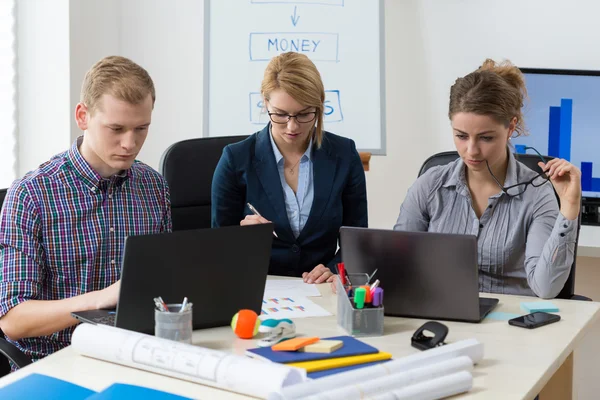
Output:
[{"xmin": 290, "ymin": 6, "xmax": 300, "ymax": 26}]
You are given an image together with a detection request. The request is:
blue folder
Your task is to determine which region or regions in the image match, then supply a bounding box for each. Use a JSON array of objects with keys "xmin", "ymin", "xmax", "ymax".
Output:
[
  {"xmin": 246, "ymin": 335, "xmax": 379, "ymax": 363},
  {"xmin": 0, "ymin": 373, "xmax": 191, "ymax": 400}
]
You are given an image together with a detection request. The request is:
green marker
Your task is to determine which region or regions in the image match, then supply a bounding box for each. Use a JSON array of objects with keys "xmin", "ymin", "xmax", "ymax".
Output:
[{"xmin": 354, "ymin": 287, "xmax": 366, "ymax": 309}]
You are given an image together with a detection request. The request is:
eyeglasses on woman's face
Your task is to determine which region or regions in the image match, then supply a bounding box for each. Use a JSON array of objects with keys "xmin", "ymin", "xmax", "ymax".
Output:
[{"xmin": 267, "ymin": 111, "xmax": 317, "ymax": 124}]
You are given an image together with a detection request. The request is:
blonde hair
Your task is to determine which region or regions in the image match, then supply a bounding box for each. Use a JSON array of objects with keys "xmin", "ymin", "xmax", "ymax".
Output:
[
  {"xmin": 449, "ymin": 58, "xmax": 528, "ymax": 137},
  {"xmin": 261, "ymin": 52, "xmax": 325, "ymax": 148},
  {"xmin": 80, "ymin": 56, "xmax": 155, "ymax": 115}
]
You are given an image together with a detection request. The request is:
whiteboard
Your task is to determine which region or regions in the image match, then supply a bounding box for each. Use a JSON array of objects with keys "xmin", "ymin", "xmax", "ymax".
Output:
[{"xmin": 205, "ymin": 0, "xmax": 386, "ymax": 154}]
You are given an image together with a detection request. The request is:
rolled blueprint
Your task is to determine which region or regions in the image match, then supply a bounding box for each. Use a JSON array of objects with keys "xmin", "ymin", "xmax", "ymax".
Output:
[
  {"xmin": 372, "ymin": 371, "xmax": 473, "ymax": 400},
  {"xmin": 293, "ymin": 356, "xmax": 472, "ymax": 400},
  {"xmin": 72, "ymin": 323, "xmax": 305, "ymax": 399},
  {"xmin": 271, "ymin": 338, "xmax": 482, "ymax": 400}
]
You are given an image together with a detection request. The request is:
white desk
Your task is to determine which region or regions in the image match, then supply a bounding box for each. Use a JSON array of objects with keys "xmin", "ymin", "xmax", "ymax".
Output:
[{"xmin": 0, "ymin": 281, "xmax": 599, "ymax": 400}]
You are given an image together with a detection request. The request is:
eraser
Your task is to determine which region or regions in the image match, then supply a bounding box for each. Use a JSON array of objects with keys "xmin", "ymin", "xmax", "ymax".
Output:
[
  {"xmin": 300, "ymin": 340, "xmax": 344, "ymax": 353},
  {"xmin": 520, "ymin": 301, "xmax": 559, "ymax": 313}
]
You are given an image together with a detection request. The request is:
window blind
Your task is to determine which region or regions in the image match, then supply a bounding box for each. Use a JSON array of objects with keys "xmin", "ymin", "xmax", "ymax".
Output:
[{"xmin": 0, "ymin": 0, "xmax": 16, "ymax": 189}]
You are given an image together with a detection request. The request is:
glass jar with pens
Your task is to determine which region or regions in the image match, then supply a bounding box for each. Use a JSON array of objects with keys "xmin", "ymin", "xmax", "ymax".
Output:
[
  {"xmin": 154, "ymin": 296, "xmax": 193, "ymax": 344},
  {"xmin": 336, "ymin": 263, "xmax": 384, "ymax": 337}
]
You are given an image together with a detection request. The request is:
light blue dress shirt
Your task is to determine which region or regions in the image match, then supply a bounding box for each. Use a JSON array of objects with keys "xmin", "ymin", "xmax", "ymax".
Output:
[{"xmin": 269, "ymin": 133, "xmax": 314, "ymax": 238}]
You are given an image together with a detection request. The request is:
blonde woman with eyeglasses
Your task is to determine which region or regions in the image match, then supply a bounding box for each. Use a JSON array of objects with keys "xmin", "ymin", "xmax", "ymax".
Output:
[{"xmin": 212, "ymin": 52, "xmax": 368, "ymax": 283}]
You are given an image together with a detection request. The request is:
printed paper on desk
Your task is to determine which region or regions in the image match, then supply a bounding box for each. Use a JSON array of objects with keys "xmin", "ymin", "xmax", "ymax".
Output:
[
  {"xmin": 261, "ymin": 296, "xmax": 331, "ymax": 319},
  {"xmin": 264, "ymin": 279, "xmax": 322, "ymax": 298}
]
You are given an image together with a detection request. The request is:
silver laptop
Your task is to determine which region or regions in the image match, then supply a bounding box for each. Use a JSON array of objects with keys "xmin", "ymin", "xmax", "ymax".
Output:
[{"xmin": 340, "ymin": 227, "xmax": 498, "ymax": 323}]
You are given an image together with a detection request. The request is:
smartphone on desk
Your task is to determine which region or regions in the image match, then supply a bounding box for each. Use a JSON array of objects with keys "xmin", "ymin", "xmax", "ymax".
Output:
[{"xmin": 508, "ymin": 312, "xmax": 561, "ymax": 329}]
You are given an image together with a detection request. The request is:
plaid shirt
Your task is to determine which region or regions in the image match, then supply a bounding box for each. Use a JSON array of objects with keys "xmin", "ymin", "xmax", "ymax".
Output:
[{"xmin": 0, "ymin": 138, "xmax": 171, "ymax": 363}]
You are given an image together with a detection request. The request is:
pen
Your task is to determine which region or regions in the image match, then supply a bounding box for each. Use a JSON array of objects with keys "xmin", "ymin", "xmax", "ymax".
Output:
[
  {"xmin": 247, "ymin": 203, "xmax": 279, "ymax": 238},
  {"xmin": 370, "ymin": 279, "xmax": 380, "ymax": 294},
  {"xmin": 180, "ymin": 297, "xmax": 188, "ymax": 313},
  {"xmin": 154, "ymin": 297, "xmax": 168, "ymax": 312},
  {"xmin": 367, "ymin": 269, "xmax": 378, "ymax": 284}
]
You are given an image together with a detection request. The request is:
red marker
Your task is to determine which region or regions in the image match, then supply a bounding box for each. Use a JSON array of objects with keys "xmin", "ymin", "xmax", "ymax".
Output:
[{"xmin": 337, "ymin": 262, "xmax": 346, "ymax": 285}]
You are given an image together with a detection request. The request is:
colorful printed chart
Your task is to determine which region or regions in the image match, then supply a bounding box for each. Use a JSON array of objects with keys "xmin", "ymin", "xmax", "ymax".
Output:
[{"xmin": 260, "ymin": 296, "xmax": 331, "ymax": 319}]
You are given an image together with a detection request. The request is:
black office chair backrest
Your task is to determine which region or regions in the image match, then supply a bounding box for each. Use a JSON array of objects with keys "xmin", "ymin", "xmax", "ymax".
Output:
[
  {"xmin": 418, "ymin": 151, "xmax": 578, "ymax": 299},
  {"xmin": 0, "ymin": 188, "xmax": 7, "ymax": 212},
  {"xmin": 0, "ymin": 188, "xmax": 13, "ymax": 376},
  {"xmin": 159, "ymin": 136, "xmax": 249, "ymax": 231}
]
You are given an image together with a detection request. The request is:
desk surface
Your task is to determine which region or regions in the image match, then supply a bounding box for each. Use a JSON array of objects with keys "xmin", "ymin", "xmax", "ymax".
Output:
[{"xmin": 0, "ymin": 279, "xmax": 599, "ymax": 400}]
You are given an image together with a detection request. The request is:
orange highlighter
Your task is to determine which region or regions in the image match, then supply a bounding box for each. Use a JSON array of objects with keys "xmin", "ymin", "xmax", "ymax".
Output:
[{"xmin": 360, "ymin": 285, "xmax": 373, "ymax": 304}]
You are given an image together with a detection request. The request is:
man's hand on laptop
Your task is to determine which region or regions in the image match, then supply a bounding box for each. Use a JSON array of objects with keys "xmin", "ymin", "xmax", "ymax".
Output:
[
  {"xmin": 302, "ymin": 264, "xmax": 335, "ymax": 284},
  {"xmin": 95, "ymin": 280, "xmax": 121, "ymax": 310}
]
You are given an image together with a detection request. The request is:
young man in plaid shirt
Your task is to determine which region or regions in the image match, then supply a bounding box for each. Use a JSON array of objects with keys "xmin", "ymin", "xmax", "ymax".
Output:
[{"xmin": 0, "ymin": 56, "xmax": 171, "ymax": 366}]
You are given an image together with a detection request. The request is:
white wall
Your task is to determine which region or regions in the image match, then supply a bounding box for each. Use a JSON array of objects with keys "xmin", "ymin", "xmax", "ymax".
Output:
[
  {"xmin": 118, "ymin": 0, "xmax": 205, "ymax": 168},
  {"xmin": 69, "ymin": 0, "xmax": 120, "ymax": 142},
  {"xmin": 17, "ymin": 0, "xmax": 71, "ymax": 175},
  {"xmin": 16, "ymin": 0, "xmax": 600, "ymax": 242}
]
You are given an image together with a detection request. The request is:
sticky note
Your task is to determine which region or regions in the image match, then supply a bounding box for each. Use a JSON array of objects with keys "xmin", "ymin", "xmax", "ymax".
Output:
[
  {"xmin": 300, "ymin": 340, "xmax": 344, "ymax": 353},
  {"xmin": 520, "ymin": 301, "xmax": 559, "ymax": 313},
  {"xmin": 272, "ymin": 337, "xmax": 320, "ymax": 351},
  {"xmin": 485, "ymin": 312, "xmax": 520, "ymax": 321}
]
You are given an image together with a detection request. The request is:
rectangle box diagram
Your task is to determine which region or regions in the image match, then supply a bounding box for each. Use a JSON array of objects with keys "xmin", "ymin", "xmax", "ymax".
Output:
[
  {"xmin": 249, "ymin": 90, "xmax": 343, "ymax": 124},
  {"xmin": 249, "ymin": 32, "xmax": 339, "ymax": 62},
  {"xmin": 251, "ymin": 0, "xmax": 344, "ymax": 5}
]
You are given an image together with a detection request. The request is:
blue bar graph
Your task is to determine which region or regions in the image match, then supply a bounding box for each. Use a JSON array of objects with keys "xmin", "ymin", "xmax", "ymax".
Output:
[
  {"xmin": 544, "ymin": 98, "xmax": 600, "ymax": 194},
  {"xmin": 547, "ymin": 106, "xmax": 561, "ymax": 158},
  {"xmin": 582, "ymin": 162, "xmax": 592, "ymax": 191},
  {"xmin": 514, "ymin": 98, "xmax": 600, "ymax": 193},
  {"xmin": 515, "ymin": 144, "xmax": 526, "ymax": 154},
  {"xmin": 559, "ymin": 99, "xmax": 572, "ymax": 161}
]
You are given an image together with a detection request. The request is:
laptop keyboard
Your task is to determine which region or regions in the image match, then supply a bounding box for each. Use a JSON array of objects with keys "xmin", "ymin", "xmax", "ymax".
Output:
[{"xmin": 92, "ymin": 314, "xmax": 116, "ymax": 326}]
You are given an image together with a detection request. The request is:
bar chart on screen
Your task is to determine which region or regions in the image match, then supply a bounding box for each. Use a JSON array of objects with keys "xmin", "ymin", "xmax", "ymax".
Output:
[{"xmin": 514, "ymin": 70, "xmax": 600, "ymax": 198}]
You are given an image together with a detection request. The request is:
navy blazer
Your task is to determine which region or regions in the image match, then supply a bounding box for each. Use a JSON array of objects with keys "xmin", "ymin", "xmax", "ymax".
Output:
[{"xmin": 211, "ymin": 125, "xmax": 368, "ymax": 277}]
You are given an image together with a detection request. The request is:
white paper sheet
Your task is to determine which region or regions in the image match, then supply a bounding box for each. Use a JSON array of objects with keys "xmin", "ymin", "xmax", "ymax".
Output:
[
  {"xmin": 71, "ymin": 323, "xmax": 305, "ymax": 399},
  {"xmin": 270, "ymin": 338, "xmax": 483, "ymax": 399},
  {"xmin": 260, "ymin": 296, "xmax": 331, "ymax": 319},
  {"xmin": 264, "ymin": 280, "xmax": 322, "ymax": 298}
]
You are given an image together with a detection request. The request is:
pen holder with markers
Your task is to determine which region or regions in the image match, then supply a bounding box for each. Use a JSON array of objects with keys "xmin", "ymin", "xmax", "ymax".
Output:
[
  {"xmin": 336, "ymin": 277, "xmax": 384, "ymax": 337},
  {"xmin": 154, "ymin": 303, "xmax": 193, "ymax": 344}
]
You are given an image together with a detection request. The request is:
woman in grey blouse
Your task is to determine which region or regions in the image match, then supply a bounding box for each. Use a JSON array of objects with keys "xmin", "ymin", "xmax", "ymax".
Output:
[{"xmin": 395, "ymin": 59, "xmax": 582, "ymax": 299}]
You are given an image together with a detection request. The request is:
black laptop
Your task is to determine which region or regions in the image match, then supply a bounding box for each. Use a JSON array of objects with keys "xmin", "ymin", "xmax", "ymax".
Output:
[
  {"xmin": 72, "ymin": 224, "xmax": 273, "ymax": 334},
  {"xmin": 340, "ymin": 227, "xmax": 498, "ymax": 323}
]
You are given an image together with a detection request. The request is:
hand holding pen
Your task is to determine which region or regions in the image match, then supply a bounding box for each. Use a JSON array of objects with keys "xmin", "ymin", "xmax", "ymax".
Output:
[{"xmin": 243, "ymin": 203, "xmax": 279, "ymax": 238}]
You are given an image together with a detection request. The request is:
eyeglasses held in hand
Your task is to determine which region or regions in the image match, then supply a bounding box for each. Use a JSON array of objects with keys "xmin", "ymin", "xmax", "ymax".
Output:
[{"xmin": 486, "ymin": 146, "xmax": 550, "ymax": 197}]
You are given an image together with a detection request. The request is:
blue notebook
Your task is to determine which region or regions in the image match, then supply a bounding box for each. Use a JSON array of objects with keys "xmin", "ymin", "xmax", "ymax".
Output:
[
  {"xmin": 0, "ymin": 373, "xmax": 191, "ymax": 400},
  {"xmin": 246, "ymin": 335, "xmax": 378, "ymax": 363}
]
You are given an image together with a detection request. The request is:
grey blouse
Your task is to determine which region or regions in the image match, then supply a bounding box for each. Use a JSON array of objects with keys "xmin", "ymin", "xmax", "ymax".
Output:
[{"xmin": 394, "ymin": 151, "xmax": 577, "ymax": 298}]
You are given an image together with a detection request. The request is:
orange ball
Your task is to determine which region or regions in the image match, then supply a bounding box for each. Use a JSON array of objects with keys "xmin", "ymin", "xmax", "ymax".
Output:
[{"xmin": 231, "ymin": 309, "xmax": 260, "ymax": 339}]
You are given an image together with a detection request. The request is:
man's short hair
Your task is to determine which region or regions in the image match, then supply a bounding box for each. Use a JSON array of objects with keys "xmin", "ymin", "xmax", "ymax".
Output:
[{"xmin": 80, "ymin": 55, "xmax": 155, "ymax": 115}]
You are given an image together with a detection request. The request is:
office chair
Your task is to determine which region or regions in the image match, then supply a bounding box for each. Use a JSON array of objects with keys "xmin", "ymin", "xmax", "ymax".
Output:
[
  {"xmin": 0, "ymin": 188, "xmax": 34, "ymax": 376},
  {"xmin": 418, "ymin": 151, "xmax": 590, "ymax": 301},
  {"xmin": 159, "ymin": 136, "xmax": 249, "ymax": 231},
  {"xmin": 0, "ymin": 188, "xmax": 6, "ymax": 210}
]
